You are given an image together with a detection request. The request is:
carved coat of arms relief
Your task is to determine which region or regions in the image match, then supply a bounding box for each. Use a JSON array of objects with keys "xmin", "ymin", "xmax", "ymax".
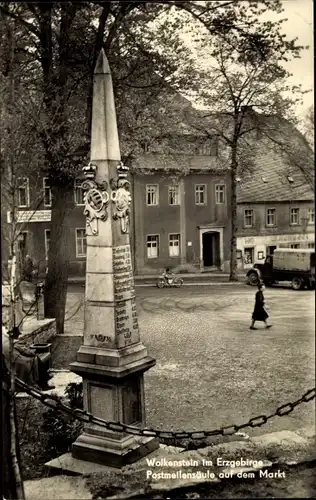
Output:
[{"xmin": 82, "ymin": 179, "xmax": 109, "ymax": 235}]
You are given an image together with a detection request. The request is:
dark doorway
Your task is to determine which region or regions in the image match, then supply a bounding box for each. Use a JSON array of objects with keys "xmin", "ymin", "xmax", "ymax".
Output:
[
  {"xmin": 202, "ymin": 232, "xmax": 213, "ymax": 266},
  {"xmin": 202, "ymin": 232, "xmax": 220, "ymax": 267},
  {"xmin": 267, "ymin": 245, "xmax": 277, "ymax": 256}
]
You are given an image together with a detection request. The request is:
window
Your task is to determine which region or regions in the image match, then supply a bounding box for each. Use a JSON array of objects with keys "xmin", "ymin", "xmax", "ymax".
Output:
[
  {"xmin": 17, "ymin": 177, "xmax": 29, "ymax": 207},
  {"xmin": 308, "ymin": 243, "xmax": 314, "ymax": 249},
  {"xmin": 290, "ymin": 207, "xmax": 299, "ymax": 225},
  {"xmin": 146, "ymin": 184, "xmax": 159, "ymax": 206},
  {"xmin": 215, "ymin": 185, "xmax": 226, "ymax": 204},
  {"xmin": 290, "ymin": 244, "xmax": 300, "ymax": 249},
  {"xmin": 244, "ymin": 247, "xmax": 254, "ymax": 265},
  {"xmin": 168, "ymin": 185, "xmax": 180, "ymax": 205},
  {"xmin": 244, "ymin": 209, "xmax": 254, "ymax": 227},
  {"xmin": 74, "ymin": 179, "xmax": 85, "ymax": 206},
  {"xmin": 266, "ymin": 208, "xmax": 276, "ymax": 226},
  {"xmin": 169, "ymin": 234, "xmax": 180, "ymax": 257},
  {"xmin": 308, "ymin": 208, "xmax": 314, "ymax": 224},
  {"xmin": 44, "ymin": 229, "xmax": 51, "ymax": 260},
  {"xmin": 195, "ymin": 184, "xmax": 206, "ymax": 205},
  {"xmin": 146, "ymin": 235, "xmax": 159, "ymax": 258},
  {"xmin": 43, "ymin": 178, "xmax": 52, "ymax": 207},
  {"xmin": 75, "ymin": 228, "xmax": 87, "ymax": 257},
  {"xmin": 198, "ymin": 137, "xmax": 218, "ymax": 156}
]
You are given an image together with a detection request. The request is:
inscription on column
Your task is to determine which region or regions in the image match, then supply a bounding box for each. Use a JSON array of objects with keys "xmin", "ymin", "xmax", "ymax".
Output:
[
  {"xmin": 113, "ymin": 245, "xmax": 135, "ymax": 301},
  {"xmin": 113, "ymin": 245, "xmax": 139, "ymax": 347},
  {"xmin": 115, "ymin": 297, "xmax": 139, "ymax": 348}
]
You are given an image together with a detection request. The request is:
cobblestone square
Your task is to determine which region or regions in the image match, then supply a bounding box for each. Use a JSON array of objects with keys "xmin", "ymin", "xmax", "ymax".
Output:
[{"xmin": 64, "ymin": 283, "xmax": 315, "ymax": 437}]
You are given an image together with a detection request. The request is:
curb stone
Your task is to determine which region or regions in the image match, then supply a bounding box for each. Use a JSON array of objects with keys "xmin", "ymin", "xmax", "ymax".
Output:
[
  {"xmin": 29, "ymin": 427, "xmax": 315, "ymax": 499},
  {"xmin": 81, "ymin": 427, "xmax": 316, "ymax": 499}
]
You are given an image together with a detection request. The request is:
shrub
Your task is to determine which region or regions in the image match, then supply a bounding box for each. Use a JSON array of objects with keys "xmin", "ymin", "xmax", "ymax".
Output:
[
  {"xmin": 41, "ymin": 382, "xmax": 83, "ymax": 454},
  {"xmin": 65, "ymin": 381, "xmax": 83, "ymax": 409}
]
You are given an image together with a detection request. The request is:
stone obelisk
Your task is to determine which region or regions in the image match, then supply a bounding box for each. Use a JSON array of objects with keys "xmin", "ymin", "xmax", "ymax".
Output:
[{"xmin": 70, "ymin": 49, "xmax": 159, "ymax": 467}]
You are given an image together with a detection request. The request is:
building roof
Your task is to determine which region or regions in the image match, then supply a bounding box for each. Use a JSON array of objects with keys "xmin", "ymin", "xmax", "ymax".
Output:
[
  {"xmin": 131, "ymin": 153, "xmax": 226, "ymax": 174},
  {"xmin": 237, "ymin": 147, "xmax": 314, "ymax": 203}
]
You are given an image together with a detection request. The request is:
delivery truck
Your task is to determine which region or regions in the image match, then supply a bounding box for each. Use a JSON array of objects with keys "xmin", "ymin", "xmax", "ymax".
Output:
[{"xmin": 246, "ymin": 248, "xmax": 315, "ymax": 290}]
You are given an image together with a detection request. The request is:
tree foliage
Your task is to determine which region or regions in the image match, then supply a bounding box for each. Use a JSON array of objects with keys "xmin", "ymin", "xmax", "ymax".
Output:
[
  {"xmin": 299, "ymin": 106, "xmax": 314, "ymax": 151},
  {"xmin": 182, "ymin": 1, "xmax": 310, "ymax": 280}
]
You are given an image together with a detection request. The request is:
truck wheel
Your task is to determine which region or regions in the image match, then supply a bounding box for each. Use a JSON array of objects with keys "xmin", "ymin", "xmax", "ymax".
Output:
[
  {"xmin": 247, "ymin": 272, "xmax": 259, "ymax": 286},
  {"xmin": 291, "ymin": 277, "xmax": 304, "ymax": 290}
]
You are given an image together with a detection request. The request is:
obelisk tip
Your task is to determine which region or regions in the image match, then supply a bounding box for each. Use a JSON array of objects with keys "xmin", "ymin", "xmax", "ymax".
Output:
[{"xmin": 94, "ymin": 48, "xmax": 111, "ymax": 75}]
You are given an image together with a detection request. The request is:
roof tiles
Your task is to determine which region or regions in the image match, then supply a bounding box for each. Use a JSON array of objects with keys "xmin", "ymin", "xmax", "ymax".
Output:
[{"xmin": 237, "ymin": 148, "xmax": 314, "ymax": 203}]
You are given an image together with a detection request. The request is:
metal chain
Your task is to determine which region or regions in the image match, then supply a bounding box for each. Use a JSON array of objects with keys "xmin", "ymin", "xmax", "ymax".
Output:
[{"xmin": 15, "ymin": 379, "xmax": 315, "ymax": 441}]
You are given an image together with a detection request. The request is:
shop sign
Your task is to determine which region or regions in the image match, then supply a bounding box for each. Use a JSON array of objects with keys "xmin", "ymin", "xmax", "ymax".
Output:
[{"xmin": 7, "ymin": 210, "xmax": 52, "ymax": 223}]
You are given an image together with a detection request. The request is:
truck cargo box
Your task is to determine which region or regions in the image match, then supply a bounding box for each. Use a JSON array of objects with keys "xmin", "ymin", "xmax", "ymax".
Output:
[{"xmin": 273, "ymin": 249, "xmax": 314, "ymax": 272}]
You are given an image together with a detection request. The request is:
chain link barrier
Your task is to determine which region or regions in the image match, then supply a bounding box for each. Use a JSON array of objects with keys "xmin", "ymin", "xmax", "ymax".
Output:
[{"xmin": 15, "ymin": 378, "xmax": 315, "ymax": 441}]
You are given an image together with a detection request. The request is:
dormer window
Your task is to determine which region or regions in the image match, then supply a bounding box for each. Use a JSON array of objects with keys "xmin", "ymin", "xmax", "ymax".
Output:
[
  {"xmin": 287, "ymin": 176, "xmax": 294, "ymax": 183},
  {"xmin": 262, "ymin": 177, "xmax": 268, "ymax": 183},
  {"xmin": 236, "ymin": 177, "xmax": 241, "ymax": 182},
  {"xmin": 198, "ymin": 136, "xmax": 218, "ymax": 156}
]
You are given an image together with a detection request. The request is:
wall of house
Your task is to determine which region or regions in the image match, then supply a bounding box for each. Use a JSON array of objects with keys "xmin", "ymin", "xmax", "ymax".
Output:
[
  {"xmin": 2, "ymin": 169, "xmax": 313, "ymax": 277},
  {"xmin": 1, "ymin": 173, "xmax": 88, "ymax": 278},
  {"xmin": 184, "ymin": 173, "xmax": 231, "ymax": 270},
  {"xmin": 237, "ymin": 200, "xmax": 315, "ymax": 268},
  {"xmin": 133, "ymin": 173, "xmax": 181, "ymax": 273},
  {"xmin": 133, "ymin": 171, "xmax": 231, "ymax": 273}
]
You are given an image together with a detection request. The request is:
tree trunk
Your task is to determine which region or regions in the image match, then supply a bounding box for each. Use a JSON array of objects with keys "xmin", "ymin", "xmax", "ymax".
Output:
[
  {"xmin": 40, "ymin": 4, "xmax": 77, "ymax": 334},
  {"xmin": 229, "ymin": 142, "xmax": 239, "ymax": 282},
  {"xmin": 3, "ymin": 16, "xmax": 25, "ymax": 498},
  {"xmin": 2, "ymin": 355, "xmax": 24, "ymax": 500},
  {"xmin": 9, "ymin": 375, "xmax": 25, "ymax": 500},
  {"xmin": 2, "ymin": 356, "xmax": 11, "ymax": 498},
  {"xmin": 44, "ymin": 183, "xmax": 72, "ymax": 333},
  {"xmin": 2, "ymin": 356, "xmax": 21, "ymax": 500}
]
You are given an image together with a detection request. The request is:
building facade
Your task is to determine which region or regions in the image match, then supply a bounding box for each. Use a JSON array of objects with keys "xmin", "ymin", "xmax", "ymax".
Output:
[
  {"xmin": 2, "ymin": 154, "xmax": 314, "ymax": 277},
  {"xmin": 1, "ymin": 174, "xmax": 88, "ymax": 279},
  {"xmin": 1, "ymin": 111, "xmax": 314, "ymax": 277},
  {"xmin": 236, "ymin": 145, "xmax": 314, "ymax": 269},
  {"xmin": 131, "ymin": 154, "xmax": 232, "ymax": 273},
  {"xmin": 237, "ymin": 201, "xmax": 314, "ymax": 270}
]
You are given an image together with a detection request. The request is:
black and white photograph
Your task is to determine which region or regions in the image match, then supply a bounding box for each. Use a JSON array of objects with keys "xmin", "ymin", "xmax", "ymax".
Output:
[{"xmin": 1, "ymin": 1, "xmax": 315, "ymax": 499}]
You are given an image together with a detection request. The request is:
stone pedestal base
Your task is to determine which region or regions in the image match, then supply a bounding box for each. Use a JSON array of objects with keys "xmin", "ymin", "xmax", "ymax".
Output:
[
  {"xmin": 72, "ymin": 432, "xmax": 159, "ymax": 468},
  {"xmin": 69, "ymin": 344, "xmax": 159, "ymax": 468}
]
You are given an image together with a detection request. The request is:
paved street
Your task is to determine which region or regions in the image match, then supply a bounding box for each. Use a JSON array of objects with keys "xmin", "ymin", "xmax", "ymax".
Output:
[{"xmin": 64, "ymin": 283, "xmax": 315, "ymax": 437}]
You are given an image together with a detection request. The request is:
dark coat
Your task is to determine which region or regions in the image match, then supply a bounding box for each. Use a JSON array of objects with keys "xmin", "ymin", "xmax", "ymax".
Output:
[{"xmin": 252, "ymin": 290, "xmax": 269, "ymax": 321}]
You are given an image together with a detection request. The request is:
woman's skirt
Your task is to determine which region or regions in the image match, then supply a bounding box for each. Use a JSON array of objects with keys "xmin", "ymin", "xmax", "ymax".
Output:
[{"xmin": 252, "ymin": 306, "xmax": 269, "ymax": 321}]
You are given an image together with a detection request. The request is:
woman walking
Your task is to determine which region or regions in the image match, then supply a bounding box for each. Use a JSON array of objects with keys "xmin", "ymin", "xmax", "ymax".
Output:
[{"xmin": 250, "ymin": 282, "xmax": 272, "ymax": 330}]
